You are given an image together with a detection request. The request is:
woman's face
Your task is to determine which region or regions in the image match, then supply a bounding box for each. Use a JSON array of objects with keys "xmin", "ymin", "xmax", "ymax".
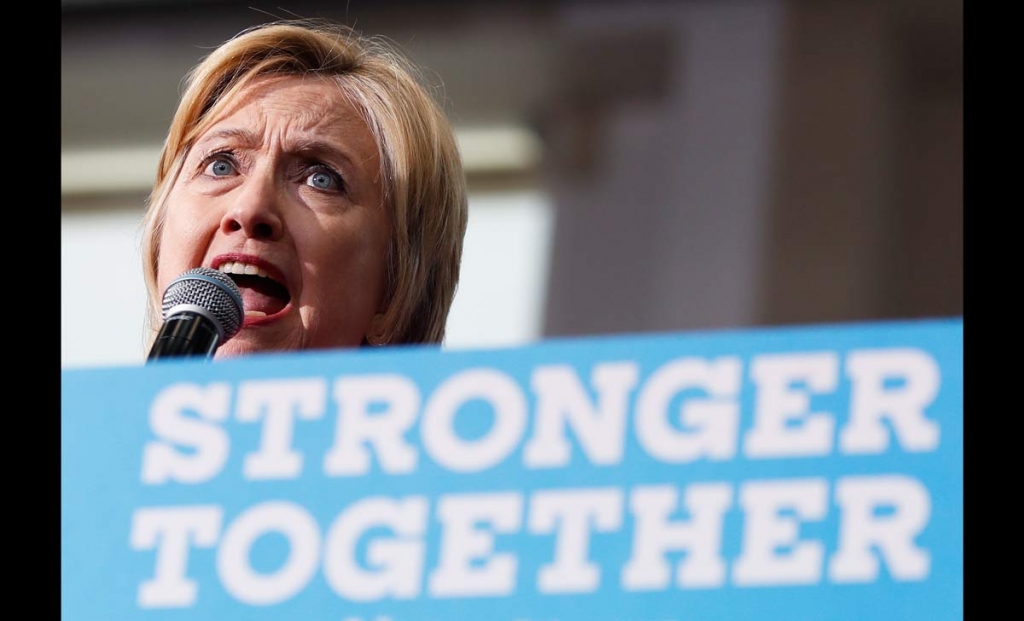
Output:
[{"xmin": 156, "ymin": 75, "xmax": 390, "ymax": 357}]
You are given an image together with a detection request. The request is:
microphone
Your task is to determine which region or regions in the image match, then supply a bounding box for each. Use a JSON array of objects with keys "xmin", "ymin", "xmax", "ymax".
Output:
[{"xmin": 147, "ymin": 267, "xmax": 244, "ymax": 362}]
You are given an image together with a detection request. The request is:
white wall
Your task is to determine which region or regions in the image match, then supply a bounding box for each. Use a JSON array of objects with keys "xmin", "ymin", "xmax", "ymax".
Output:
[{"xmin": 61, "ymin": 209, "xmax": 151, "ymax": 369}]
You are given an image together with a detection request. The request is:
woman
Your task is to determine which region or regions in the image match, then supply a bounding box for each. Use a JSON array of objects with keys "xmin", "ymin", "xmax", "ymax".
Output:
[{"xmin": 140, "ymin": 19, "xmax": 468, "ymax": 358}]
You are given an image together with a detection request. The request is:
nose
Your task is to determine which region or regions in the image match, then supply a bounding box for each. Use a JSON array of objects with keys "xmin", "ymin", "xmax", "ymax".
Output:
[{"xmin": 219, "ymin": 170, "xmax": 285, "ymax": 241}]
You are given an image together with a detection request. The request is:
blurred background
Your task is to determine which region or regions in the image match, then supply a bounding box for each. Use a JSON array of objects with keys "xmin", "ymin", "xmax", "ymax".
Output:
[{"xmin": 61, "ymin": 0, "xmax": 962, "ymax": 369}]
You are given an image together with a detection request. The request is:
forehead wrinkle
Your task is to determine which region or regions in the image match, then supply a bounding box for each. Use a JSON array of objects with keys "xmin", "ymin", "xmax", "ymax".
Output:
[
  {"xmin": 288, "ymin": 137, "xmax": 357, "ymax": 167},
  {"xmin": 281, "ymin": 99, "xmax": 380, "ymax": 172},
  {"xmin": 194, "ymin": 127, "xmax": 261, "ymax": 150},
  {"xmin": 194, "ymin": 76, "xmax": 379, "ymax": 174}
]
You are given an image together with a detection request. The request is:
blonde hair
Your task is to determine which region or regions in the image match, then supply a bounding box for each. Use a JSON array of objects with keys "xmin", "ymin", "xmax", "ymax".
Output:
[{"xmin": 140, "ymin": 19, "xmax": 468, "ymax": 346}]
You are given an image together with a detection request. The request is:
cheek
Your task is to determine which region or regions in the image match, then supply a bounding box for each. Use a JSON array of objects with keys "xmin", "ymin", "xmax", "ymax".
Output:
[
  {"xmin": 310, "ymin": 235, "xmax": 385, "ymax": 305},
  {"xmin": 156, "ymin": 197, "xmax": 216, "ymax": 289},
  {"xmin": 352, "ymin": 217, "xmax": 391, "ymax": 305},
  {"xmin": 300, "ymin": 217, "xmax": 390, "ymax": 319}
]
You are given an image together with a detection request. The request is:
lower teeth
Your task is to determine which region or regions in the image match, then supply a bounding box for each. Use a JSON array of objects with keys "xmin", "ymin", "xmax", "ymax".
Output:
[{"xmin": 245, "ymin": 311, "xmax": 267, "ymax": 317}]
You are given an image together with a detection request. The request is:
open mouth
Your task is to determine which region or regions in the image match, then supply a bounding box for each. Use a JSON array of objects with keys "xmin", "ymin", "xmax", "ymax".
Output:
[{"xmin": 216, "ymin": 261, "xmax": 291, "ymax": 319}]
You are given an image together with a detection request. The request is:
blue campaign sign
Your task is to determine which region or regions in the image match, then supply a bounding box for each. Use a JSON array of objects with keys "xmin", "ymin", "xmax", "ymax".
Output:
[{"xmin": 61, "ymin": 318, "xmax": 963, "ymax": 620}]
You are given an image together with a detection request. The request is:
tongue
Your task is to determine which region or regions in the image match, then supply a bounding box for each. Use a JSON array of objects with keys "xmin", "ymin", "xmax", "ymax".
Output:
[
  {"xmin": 233, "ymin": 275, "xmax": 289, "ymax": 316},
  {"xmin": 240, "ymin": 289, "xmax": 287, "ymax": 316}
]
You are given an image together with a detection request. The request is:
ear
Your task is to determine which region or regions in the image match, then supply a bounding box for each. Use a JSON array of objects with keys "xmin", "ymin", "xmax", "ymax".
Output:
[{"xmin": 365, "ymin": 312, "xmax": 388, "ymax": 346}]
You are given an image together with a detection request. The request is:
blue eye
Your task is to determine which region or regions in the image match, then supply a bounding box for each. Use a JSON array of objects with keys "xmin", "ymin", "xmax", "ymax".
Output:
[
  {"xmin": 305, "ymin": 168, "xmax": 342, "ymax": 192},
  {"xmin": 207, "ymin": 157, "xmax": 235, "ymax": 177}
]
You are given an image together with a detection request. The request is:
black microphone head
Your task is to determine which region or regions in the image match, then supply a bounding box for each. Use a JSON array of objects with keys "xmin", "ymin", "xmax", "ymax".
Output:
[{"xmin": 161, "ymin": 267, "xmax": 245, "ymax": 344}]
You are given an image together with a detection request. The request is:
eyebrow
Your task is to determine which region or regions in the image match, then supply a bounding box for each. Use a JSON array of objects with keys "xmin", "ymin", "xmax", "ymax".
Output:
[
  {"xmin": 289, "ymin": 138, "xmax": 362, "ymax": 172},
  {"xmin": 194, "ymin": 128, "xmax": 261, "ymax": 150},
  {"xmin": 193, "ymin": 130, "xmax": 364, "ymax": 172}
]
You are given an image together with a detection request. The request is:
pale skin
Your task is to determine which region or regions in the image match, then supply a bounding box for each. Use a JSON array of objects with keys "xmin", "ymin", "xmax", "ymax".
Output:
[{"xmin": 156, "ymin": 74, "xmax": 390, "ymax": 357}]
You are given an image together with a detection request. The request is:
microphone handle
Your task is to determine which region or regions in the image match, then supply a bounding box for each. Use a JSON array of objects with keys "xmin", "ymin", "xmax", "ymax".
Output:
[{"xmin": 147, "ymin": 312, "xmax": 221, "ymax": 361}]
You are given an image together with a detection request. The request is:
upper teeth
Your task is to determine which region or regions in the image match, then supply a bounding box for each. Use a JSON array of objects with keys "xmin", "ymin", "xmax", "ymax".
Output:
[{"xmin": 218, "ymin": 262, "xmax": 270, "ymax": 279}]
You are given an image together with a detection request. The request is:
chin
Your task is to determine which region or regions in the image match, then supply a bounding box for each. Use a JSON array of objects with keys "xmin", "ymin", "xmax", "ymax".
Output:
[
  {"xmin": 214, "ymin": 333, "xmax": 300, "ymax": 358},
  {"xmin": 213, "ymin": 327, "xmax": 368, "ymax": 358},
  {"xmin": 213, "ymin": 343, "xmax": 260, "ymax": 359}
]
